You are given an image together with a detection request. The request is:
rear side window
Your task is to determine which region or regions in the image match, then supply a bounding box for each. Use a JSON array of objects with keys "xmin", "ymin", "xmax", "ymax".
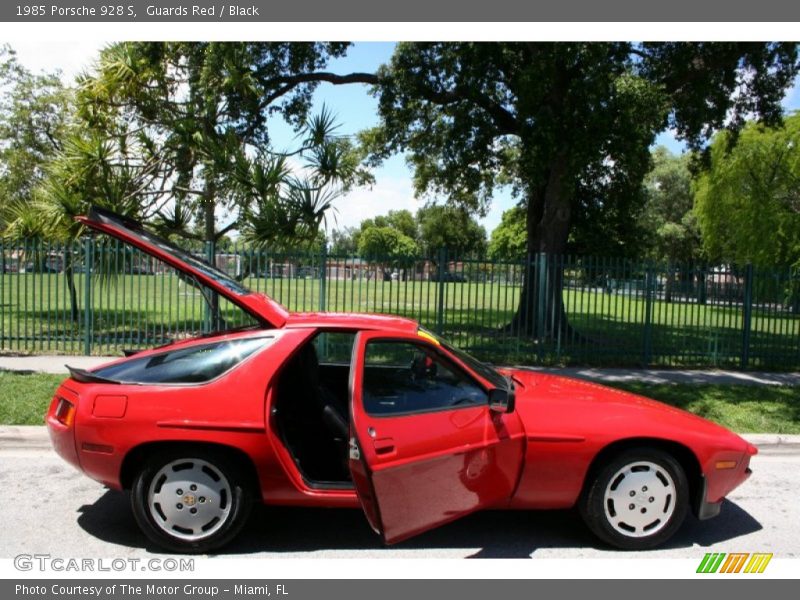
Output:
[
  {"xmin": 312, "ymin": 331, "xmax": 357, "ymax": 364},
  {"xmin": 93, "ymin": 336, "xmax": 273, "ymax": 384}
]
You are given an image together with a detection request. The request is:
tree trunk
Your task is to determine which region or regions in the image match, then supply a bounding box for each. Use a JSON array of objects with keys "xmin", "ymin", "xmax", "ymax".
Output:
[
  {"xmin": 64, "ymin": 247, "xmax": 80, "ymax": 322},
  {"xmin": 506, "ymin": 153, "xmax": 573, "ymax": 339},
  {"xmin": 202, "ymin": 186, "xmax": 224, "ymax": 330},
  {"xmin": 665, "ymin": 264, "xmax": 674, "ymax": 304},
  {"xmin": 697, "ymin": 266, "xmax": 707, "ymax": 306}
]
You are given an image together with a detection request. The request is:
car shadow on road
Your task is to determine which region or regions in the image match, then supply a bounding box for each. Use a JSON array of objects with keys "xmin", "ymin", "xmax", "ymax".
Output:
[{"xmin": 76, "ymin": 491, "xmax": 762, "ymax": 558}]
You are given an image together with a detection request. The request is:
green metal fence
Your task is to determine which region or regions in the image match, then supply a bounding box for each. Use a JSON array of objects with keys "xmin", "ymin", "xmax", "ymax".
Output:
[{"xmin": 1, "ymin": 238, "xmax": 799, "ymax": 368}]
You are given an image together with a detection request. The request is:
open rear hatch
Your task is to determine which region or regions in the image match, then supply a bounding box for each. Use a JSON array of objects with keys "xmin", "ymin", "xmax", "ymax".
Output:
[{"xmin": 76, "ymin": 206, "xmax": 288, "ymax": 329}]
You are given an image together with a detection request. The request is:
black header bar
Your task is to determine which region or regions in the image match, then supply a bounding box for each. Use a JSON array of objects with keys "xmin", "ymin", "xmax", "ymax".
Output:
[{"xmin": 3, "ymin": 0, "xmax": 800, "ymax": 22}]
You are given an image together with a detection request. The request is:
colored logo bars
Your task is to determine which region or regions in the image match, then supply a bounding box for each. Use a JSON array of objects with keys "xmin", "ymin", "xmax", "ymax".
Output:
[{"xmin": 696, "ymin": 552, "xmax": 773, "ymax": 574}]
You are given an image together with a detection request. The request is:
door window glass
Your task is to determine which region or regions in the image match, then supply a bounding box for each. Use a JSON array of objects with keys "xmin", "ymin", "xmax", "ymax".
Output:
[{"xmin": 362, "ymin": 341, "xmax": 487, "ymax": 415}]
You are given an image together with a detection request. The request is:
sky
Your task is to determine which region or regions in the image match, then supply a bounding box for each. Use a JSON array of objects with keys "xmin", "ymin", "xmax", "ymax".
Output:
[{"xmin": 7, "ymin": 41, "xmax": 800, "ymax": 236}]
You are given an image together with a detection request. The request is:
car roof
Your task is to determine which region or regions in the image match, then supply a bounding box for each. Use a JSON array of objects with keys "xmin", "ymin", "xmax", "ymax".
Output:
[
  {"xmin": 284, "ymin": 311, "xmax": 419, "ymax": 333},
  {"xmin": 95, "ymin": 312, "xmax": 418, "ymax": 366}
]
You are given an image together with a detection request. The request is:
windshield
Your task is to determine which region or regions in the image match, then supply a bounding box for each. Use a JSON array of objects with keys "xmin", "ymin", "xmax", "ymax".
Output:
[
  {"xmin": 88, "ymin": 206, "xmax": 252, "ymax": 295},
  {"xmin": 420, "ymin": 328, "xmax": 509, "ymax": 390}
]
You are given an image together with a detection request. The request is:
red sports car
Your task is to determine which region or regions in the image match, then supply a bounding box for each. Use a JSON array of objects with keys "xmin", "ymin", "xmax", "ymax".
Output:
[{"xmin": 47, "ymin": 207, "xmax": 757, "ymax": 553}]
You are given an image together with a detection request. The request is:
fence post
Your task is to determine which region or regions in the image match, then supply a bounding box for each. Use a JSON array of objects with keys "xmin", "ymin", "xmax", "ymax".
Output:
[
  {"xmin": 741, "ymin": 263, "xmax": 754, "ymax": 369},
  {"xmin": 319, "ymin": 242, "xmax": 328, "ymax": 312},
  {"xmin": 83, "ymin": 237, "xmax": 92, "ymax": 356},
  {"xmin": 436, "ymin": 247, "xmax": 447, "ymax": 335},
  {"xmin": 642, "ymin": 264, "xmax": 654, "ymax": 365},
  {"xmin": 536, "ymin": 253, "xmax": 547, "ymax": 355},
  {"xmin": 204, "ymin": 240, "xmax": 214, "ymax": 333}
]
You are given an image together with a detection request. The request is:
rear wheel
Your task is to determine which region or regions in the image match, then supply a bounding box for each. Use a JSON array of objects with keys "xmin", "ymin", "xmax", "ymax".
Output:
[
  {"xmin": 580, "ymin": 448, "xmax": 689, "ymax": 550},
  {"xmin": 131, "ymin": 449, "xmax": 252, "ymax": 553}
]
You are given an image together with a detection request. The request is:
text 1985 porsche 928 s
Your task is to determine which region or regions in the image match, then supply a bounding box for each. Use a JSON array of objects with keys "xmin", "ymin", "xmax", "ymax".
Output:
[{"xmin": 47, "ymin": 207, "xmax": 757, "ymax": 553}]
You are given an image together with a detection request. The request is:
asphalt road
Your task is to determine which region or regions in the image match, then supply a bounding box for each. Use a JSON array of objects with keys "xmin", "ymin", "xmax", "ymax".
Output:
[{"xmin": 1, "ymin": 433, "xmax": 798, "ymax": 560}]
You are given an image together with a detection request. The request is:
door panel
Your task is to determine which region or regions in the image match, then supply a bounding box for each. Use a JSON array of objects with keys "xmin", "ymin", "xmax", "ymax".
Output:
[{"xmin": 349, "ymin": 331, "xmax": 525, "ymax": 544}]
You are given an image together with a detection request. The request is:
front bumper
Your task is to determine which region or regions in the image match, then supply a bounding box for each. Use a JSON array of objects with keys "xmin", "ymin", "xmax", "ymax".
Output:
[
  {"xmin": 695, "ymin": 444, "xmax": 756, "ymax": 520},
  {"xmin": 694, "ymin": 475, "xmax": 722, "ymax": 520}
]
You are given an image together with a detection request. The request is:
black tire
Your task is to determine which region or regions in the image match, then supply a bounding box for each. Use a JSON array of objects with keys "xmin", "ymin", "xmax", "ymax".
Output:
[
  {"xmin": 131, "ymin": 448, "xmax": 253, "ymax": 553},
  {"xmin": 579, "ymin": 447, "xmax": 689, "ymax": 550}
]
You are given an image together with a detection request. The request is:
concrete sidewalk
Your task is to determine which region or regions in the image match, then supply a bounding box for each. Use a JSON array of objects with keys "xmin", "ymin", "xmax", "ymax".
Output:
[
  {"xmin": 1, "ymin": 353, "xmax": 800, "ymax": 386},
  {"xmin": 0, "ymin": 354, "xmax": 113, "ymax": 374},
  {"xmin": 519, "ymin": 366, "xmax": 800, "ymax": 386}
]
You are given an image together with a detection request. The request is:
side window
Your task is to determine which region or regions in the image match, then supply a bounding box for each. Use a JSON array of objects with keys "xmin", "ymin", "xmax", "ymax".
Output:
[
  {"xmin": 362, "ymin": 341, "xmax": 487, "ymax": 416},
  {"xmin": 93, "ymin": 336, "xmax": 273, "ymax": 383},
  {"xmin": 313, "ymin": 331, "xmax": 357, "ymax": 364}
]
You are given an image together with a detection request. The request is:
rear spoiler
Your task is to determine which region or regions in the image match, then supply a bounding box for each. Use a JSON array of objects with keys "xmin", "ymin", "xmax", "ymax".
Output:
[{"xmin": 65, "ymin": 365, "xmax": 122, "ymax": 385}]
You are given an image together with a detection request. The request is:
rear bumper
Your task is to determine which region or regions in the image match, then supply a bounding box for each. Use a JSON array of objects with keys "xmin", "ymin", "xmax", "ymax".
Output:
[{"xmin": 46, "ymin": 389, "xmax": 81, "ymax": 471}]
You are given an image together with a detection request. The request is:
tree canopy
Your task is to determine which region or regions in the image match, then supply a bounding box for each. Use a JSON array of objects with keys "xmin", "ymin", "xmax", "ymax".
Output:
[
  {"xmin": 0, "ymin": 46, "xmax": 71, "ymax": 231},
  {"xmin": 416, "ymin": 204, "xmax": 487, "ymax": 257},
  {"xmin": 335, "ymin": 205, "xmax": 487, "ymax": 258},
  {"xmin": 356, "ymin": 209, "xmax": 418, "ymax": 243},
  {"xmin": 364, "ymin": 42, "xmax": 799, "ymax": 335},
  {"xmin": 488, "ymin": 206, "xmax": 527, "ymax": 261},
  {"xmin": 356, "ymin": 225, "xmax": 419, "ymax": 270},
  {"xmin": 73, "ymin": 42, "xmax": 372, "ymax": 251},
  {"xmin": 695, "ymin": 113, "xmax": 800, "ymax": 268},
  {"xmin": 639, "ymin": 146, "xmax": 702, "ymax": 265}
]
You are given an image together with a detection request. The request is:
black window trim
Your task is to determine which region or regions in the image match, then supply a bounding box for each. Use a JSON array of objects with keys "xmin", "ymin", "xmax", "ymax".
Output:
[{"xmin": 358, "ymin": 336, "xmax": 490, "ymax": 419}]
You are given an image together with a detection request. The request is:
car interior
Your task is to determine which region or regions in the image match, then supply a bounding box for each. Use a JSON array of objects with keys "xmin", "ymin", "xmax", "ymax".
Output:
[
  {"xmin": 272, "ymin": 332, "xmax": 355, "ymax": 486},
  {"xmin": 271, "ymin": 331, "xmax": 489, "ymax": 487}
]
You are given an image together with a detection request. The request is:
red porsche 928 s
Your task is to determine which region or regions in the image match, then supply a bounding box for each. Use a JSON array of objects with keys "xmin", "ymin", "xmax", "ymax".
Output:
[{"xmin": 47, "ymin": 207, "xmax": 757, "ymax": 553}]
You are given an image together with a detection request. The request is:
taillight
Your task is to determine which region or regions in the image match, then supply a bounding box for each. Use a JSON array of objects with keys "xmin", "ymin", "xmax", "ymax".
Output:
[{"xmin": 54, "ymin": 397, "xmax": 75, "ymax": 427}]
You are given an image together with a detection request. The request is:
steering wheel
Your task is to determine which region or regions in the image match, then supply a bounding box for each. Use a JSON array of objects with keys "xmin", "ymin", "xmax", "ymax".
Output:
[{"xmin": 410, "ymin": 353, "xmax": 437, "ymax": 381}]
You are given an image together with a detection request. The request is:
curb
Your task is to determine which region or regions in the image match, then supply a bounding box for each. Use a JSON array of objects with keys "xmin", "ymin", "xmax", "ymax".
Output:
[
  {"xmin": 519, "ymin": 367, "xmax": 800, "ymax": 387},
  {"xmin": 740, "ymin": 433, "xmax": 800, "ymax": 447}
]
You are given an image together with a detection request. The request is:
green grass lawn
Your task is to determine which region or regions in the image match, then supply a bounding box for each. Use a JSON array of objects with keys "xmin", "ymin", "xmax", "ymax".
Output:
[
  {"xmin": 606, "ymin": 382, "xmax": 800, "ymax": 434},
  {"xmin": 2, "ymin": 271, "xmax": 799, "ymax": 367},
  {"xmin": 0, "ymin": 370, "xmax": 797, "ymax": 433},
  {"xmin": 0, "ymin": 371, "xmax": 63, "ymax": 425}
]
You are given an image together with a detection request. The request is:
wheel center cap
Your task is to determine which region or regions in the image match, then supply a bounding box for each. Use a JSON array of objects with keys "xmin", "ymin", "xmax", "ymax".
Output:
[{"xmin": 182, "ymin": 494, "xmax": 196, "ymax": 506}]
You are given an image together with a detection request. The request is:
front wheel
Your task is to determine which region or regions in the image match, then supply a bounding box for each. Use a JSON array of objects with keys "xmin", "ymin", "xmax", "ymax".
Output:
[
  {"xmin": 580, "ymin": 448, "xmax": 689, "ymax": 550},
  {"xmin": 131, "ymin": 449, "xmax": 252, "ymax": 553}
]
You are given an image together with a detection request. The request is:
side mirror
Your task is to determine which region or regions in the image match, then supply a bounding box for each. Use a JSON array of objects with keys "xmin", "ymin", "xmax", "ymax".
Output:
[{"xmin": 489, "ymin": 388, "xmax": 515, "ymax": 414}]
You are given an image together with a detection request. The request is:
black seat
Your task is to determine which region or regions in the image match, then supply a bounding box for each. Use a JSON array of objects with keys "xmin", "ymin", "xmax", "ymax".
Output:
[
  {"xmin": 302, "ymin": 346, "xmax": 348, "ymax": 440},
  {"xmin": 321, "ymin": 395, "xmax": 349, "ymax": 440},
  {"xmin": 274, "ymin": 343, "xmax": 351, "ymax": 481}
]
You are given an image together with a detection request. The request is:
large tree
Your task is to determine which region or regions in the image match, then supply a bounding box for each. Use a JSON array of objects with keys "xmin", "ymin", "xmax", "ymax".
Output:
[
  {"xmin": 695, "ymin": 113, "xmax": 800, "ymax": 269},
  {"xmin": 0, "ymin": 45, "xmax": 71, "ymax": 218},
  {"xmin": 357, "ymin": 225, "xmax": 419, "ymax": 280},
  {"xmin": 416, "ymin": 204, "xmax": 486, "ymax": 257},
  {"xmin": 0, "ymin": 46, "xmax": 83, "ymax": 316},
  {"xmin": 488, "ymin": 206, "xmax": 527, "ymax": 261},
  {"xmin": 363, "ymin": 42, "xmax": 799, "ymax": 337},
  {"xmin": 75, "ymin": 42, "xmax": 372, "ymax": 254},
  {"xmin": 356, "ymin": 209, "xmax": 418, "ymax": 244},
  {"xmin": 637, "ymin": 147, "xmax": 704, "ymax": 301},
  {"xmin": 640, "ymin": 146, "xmax": 703, "ymax": 264}
]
